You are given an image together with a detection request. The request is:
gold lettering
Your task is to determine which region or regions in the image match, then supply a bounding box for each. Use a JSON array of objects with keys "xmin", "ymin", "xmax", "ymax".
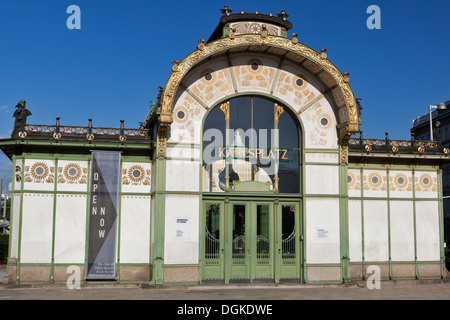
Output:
[
  {"xmin": 218, "ymin": 147, "xmax": 225, "ymax": 158},
  {"xmin": 281, "ymin": 149, "xmax": 288, "ymax": 160}
]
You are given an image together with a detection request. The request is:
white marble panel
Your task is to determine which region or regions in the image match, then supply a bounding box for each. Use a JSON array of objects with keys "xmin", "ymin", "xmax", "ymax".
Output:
[
  {"xmin": 272, "ymin": 61, "xmax": 323, "ymax": 113},
  {"xmin": 170, "ymin": 90, "xmax": 206, "ymax": 144},
  {"xmin": 299, "ymin": 100, "xmax": 338, "ymax": 149},
  {"xmin": 415, "ymin": 201, "xmax": 440, "ymax": 261},
  {"xmin": 54, "ymin": 194, "xmax": 87, "ymax": 263},
  {"xmin": 230, "ymin": 53, "xmax": 279, "ymax": 94},
  {"xmin": 389, "ymin": 201, "xmax": 415, "ymax": 261},
  {"xmin": 363, "ymin": 200, "xmax": 388, "ymax": 262},
  {"xmin": 304, "ymin": 152, "xmax": 339, "ymax": 164},
  {"xmin": 120, "ymin": 196, "xmax": 151, "ymax": 263},
  {"xmin": 20, "ymin": 193, "xmax": 54, "ymax": 263},
  {"xmin": 23, "ymin": 159, "xmax": 55, "ymax": 191},
  {"xmin": 389, "ymin": 170, "xmax": 413, "ymax": 199},
  {"xmin": 121, "ymin": 162, "xmax": 151, "ymax": 194},
  {"xmin": 347, "ymin": 169, "xmax": 362, "ymax": 198},
  {"xmin": 9, "ymin": 194, "xmax": 21, "ymax": 260},
  {"xmin": 166, "ymin": 146, "xmax": 201, "ymax": 160},
  {"xmin": 306, "ymin": 197, "xmax": 340, "ymax": 264},
  {"xmin": 415, "ymin": 171, "xmax": 438, "ymax": 199},
  {"xmin": 165, "ymin": 160, "xmax": 200, "ymax": 192},
  {"xmin": 362, "ymin": 169, "xmax": 387, "ymax": 198},
  {"xmin": 305, "ymin": 165, "xmax": 339, "ymax": 195},
  {"xmin": 164, "ymin": 194, "xmax": 199, "ymax": 265},
  {"xmin": 56, "ymin": 160, "xmax": 88, "ymax": 192},
  {"xmin": 348, "ymin": 200, "xmax": 362, "ymax": 262}
]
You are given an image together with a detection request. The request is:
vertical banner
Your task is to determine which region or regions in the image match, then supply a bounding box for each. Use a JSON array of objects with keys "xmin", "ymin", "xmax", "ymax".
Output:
[{"xmin": 86, "ymin": 151, "xmax": 121, "ymax": 280}]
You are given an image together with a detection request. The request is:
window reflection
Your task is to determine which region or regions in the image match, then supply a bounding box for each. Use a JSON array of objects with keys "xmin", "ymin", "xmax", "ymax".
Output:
[{"xmin": 202, "ymin": 96, "xmax": 300, "ymax": 193}]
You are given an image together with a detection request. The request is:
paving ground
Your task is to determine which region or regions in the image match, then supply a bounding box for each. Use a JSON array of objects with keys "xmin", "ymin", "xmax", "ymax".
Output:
[{"xmin": 1, "ymin": 266, "xmax": 450, "ymax": 301}]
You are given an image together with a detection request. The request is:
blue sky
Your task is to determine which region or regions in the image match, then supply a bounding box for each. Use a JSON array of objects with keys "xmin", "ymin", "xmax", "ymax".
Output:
[{"xmin": 0, "ymin": 0, "xmax": 449, "ymax": 185}]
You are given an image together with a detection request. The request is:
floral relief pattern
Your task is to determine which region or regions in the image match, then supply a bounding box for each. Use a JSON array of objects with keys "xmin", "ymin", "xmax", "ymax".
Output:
[
  {"xmin": 301, "ymin": 102, "xmax": 336, "ymax": 147},
  {"xmin": 24, "ymin": 161, "xmax": 54, "ymax": 184},
  {"xmin": 389, "ymin": 173, "xmax": 413, "ymax": 192},
  {"xmin": 57, "ymin": 162, "xmax": 87, "ymax": 184},
  {"xmin": 274, "ymin": 70, "xmax": 316, "ymax": 108},
  {"xmin": 172, "ymin": 93, "xmax": 205, "ymax": 142},
  {"xmin": 122, "ymin": 164, "xmax": 151, "ymax": 186},
  {"xmin": 363, "ymin": 171, "xmax": 387, "ymax": 192},
  {"xmin": 188, "ymin": 67, "xmax": 234, "ymax": 106},
  {"xmin": 347, "ymin": 171, "xmax": 361, "ymax": 191},
  {"xmin": 233, "ymin": 58, "xmax": 276, "ymax": 91},
  {"xmin": 15, "ymin": 164, "xmax": 22, "ymax": 183},
  {"xmin": 415, "ymin": 173, "xmax": 437, "ymax": 192}
]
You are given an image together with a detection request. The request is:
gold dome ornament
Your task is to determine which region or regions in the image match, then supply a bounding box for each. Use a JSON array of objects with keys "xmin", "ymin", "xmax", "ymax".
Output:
[
  {"xmin": 171, "ymin": 60, "xmax": 180, "ymax": 72},
  {"xmin": 343, "ymin": 72, "xmax": 350, "ymax": 83},
  {"xmin": 197, "ymin": 39, "xmax": 205, "ymax": 51},
  {"xmin": 291, "ymin": 33, "xmax": 298, "ymax": 44},
  {"xmin": 365, "ymin": 144, "xmax": 372, "ymax": 152},
  {"xmin": 320, "ymin": 48, "xmax": 327, "ymax": 59}
]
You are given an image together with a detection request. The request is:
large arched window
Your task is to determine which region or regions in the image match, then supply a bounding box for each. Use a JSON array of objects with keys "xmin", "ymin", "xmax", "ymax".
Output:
[{"xmin": 202, "ymin": 96, "xmax": 300, "ymax": 194}]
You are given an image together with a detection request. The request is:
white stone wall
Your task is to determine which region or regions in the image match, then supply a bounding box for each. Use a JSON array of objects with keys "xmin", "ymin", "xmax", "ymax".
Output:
[
  {"xmin": 347, "ymin": 167, "xmax": 441, "ymax": 265},
  {"xmin": 11, "ymin": 158, "xmax": 152, "ymax": 266}
]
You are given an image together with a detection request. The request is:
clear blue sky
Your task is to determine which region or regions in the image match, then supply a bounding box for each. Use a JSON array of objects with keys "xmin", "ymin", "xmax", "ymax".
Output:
[{"xmin": 0, "ymin": 0, "xmax": 449, "ymax": 185}]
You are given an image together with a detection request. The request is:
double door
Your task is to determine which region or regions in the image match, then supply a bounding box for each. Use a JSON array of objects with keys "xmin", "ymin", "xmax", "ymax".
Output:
[{"xmin": 203, "ymin": 199, "xmax": 301, "ymax": 283}]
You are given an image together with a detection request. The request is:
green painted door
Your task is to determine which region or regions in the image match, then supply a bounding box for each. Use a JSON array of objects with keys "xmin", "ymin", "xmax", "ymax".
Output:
[
  {"xmin": 202, "ymin": 202, "xmax": 225, "ymax": 280},
  {"xmin": 202, "ymin": 199, "xmax": 302, "ymax": 283},
  {"xmin": 227, "ymin": 201, "xmax": 274, "ymax": 281},
  {"xmin": 275, "ymin": 202, "xmax": 301, "ymax": 281}
]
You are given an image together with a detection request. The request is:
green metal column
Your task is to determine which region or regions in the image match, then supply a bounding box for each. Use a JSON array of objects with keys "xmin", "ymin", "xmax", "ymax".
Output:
[
  {"xmin": 339, "ymin": 158, "xmax": 351, "ymax": 283},
  {"xmin": 153, "ymin": 127, "xmax": 167, "ymax": 285},
  {"xmin": 153, "ymin": 156, "xmax": 166, "ymax": 284}
]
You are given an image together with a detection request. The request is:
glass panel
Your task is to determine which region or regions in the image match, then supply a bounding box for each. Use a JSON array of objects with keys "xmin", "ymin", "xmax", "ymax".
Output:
[
  {"xmin": 202, "ymin": 95, "xmax": 300, "ymax": 193},
  {"xmin": 253, "ymin": 97, "xmax": 275, "ymax": 183},
  {"xmin": 203, "ymin": 106, "xmax": 226, "ymax": 192},
  {"xmin": 281, "ymin": 205, "xmax": 296, "ymax": 264},
  {"xmin": 204, "ymin": 204, "xmax": 220, "ymax": 265},
  {"xmin": 278, "ymin": 110, "xmax": 300, "ymax": 193},
  {"xmin": 232, "ymin": 205, "xmax": 246, "ymax": 264},
  {"xmin": 256, "ymin": 205, "xmax": 270, "ymax": 264}
]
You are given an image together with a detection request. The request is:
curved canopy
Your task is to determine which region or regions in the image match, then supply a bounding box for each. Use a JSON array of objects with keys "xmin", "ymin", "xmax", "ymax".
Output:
[{"xmin": 158, "ymin": 33, "xmax": 360, "ymax": 135}]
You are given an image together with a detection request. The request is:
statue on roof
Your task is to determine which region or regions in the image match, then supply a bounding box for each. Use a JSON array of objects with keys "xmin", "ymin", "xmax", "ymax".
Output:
[
  {"xmin": 12, "ymin": 100, "xmax": 32, "ymax": 136},
  {"xmin": 220, "ymin": 5, "xmax": 232, "ymax": 15}
]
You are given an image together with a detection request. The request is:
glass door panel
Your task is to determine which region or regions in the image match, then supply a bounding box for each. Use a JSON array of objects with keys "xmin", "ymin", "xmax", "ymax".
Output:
[
  {"xmin": 253, "ymin": 203, "xmax": 274, "ymax": 279},
  {"xmin": 202, "ymin": 202, "xmax": 224, "ymax": 280},
  {"xmin": 229, "ymin": 203, "xmax": 250, "ymax": 280},
  {"xmin": 276, "ymin": 202, "xmax": 301, "ymax": 280}
]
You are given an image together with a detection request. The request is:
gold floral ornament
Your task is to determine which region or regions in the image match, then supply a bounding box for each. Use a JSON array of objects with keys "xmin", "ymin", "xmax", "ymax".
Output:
[
  {"xmin": 391, "ymin": 173, "xmax": 411, "ymax": 191},
  {"xmin": 57, "ymin": 163, "xmax": 87, "ymax": 184},
  {"xmin": 368, "ymin": 172, "xmax": 382, "ymax": 189},
  {"xmin": 122, "ymin": 165, "xmax": 151, "ymax": 186},
  {"xmin": 347, "ymin": 171, "xmax": 360, "ymax": 191},
  {"xmin": 63, "ymin": 163, "xmax": 82, "ymax": 183},
  {"xmin": 27, "ymin": 161, "xmax": 53, "ymax": 183},
  {"xmin": 418, "ymin": 173, "xmax": 434, "ymax": 191}
]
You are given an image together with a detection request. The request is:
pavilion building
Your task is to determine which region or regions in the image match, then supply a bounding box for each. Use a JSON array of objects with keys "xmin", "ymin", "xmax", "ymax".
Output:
[{"xmin": 0, "ymin": 8, "xmax": 448, "ymax": 285}]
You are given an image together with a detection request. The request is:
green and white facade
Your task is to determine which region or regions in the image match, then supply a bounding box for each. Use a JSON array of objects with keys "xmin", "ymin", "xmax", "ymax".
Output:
[{"xmin": 0, "ymin": 10, "xmax": 448, "ymax": 285}]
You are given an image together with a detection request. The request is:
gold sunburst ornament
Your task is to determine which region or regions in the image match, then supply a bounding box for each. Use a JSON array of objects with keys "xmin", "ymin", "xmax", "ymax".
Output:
[
  {"xmin": 63, "ymin": 163, "xmax": 82, "ymax": 183},
  {"xmin": 30, "ymin": 162, "xmax": 49, "ymax": 182},
  {"xmin": 128, "ymin": 165, "xmax": 145, "ymax": 184}
]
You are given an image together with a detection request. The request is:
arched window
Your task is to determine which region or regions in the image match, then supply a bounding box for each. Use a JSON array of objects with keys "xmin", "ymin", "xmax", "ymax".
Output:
[{"xmin": 202, "ymin": 96, "xmax": 300, "ymax": 193}]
